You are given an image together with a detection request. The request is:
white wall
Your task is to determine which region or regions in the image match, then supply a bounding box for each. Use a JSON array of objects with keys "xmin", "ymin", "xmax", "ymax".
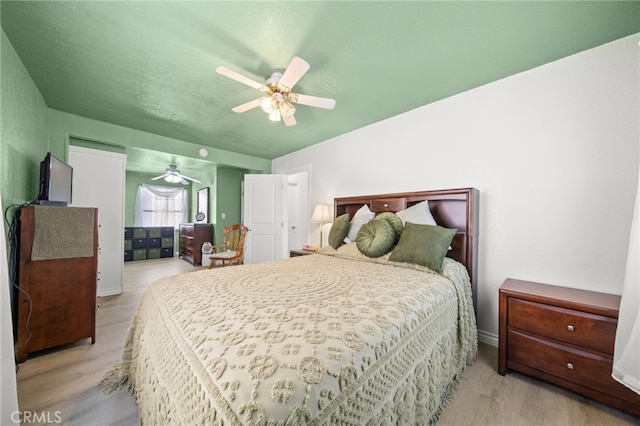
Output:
[{"xmin": 273, "ymin": 35, "xmax": 640, "ymax": 343}]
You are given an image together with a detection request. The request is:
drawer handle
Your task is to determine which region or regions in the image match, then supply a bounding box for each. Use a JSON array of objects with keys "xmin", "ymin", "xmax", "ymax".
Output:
[
  {"xmin": 384, "ymin": 203, "xmax": 388, "ymax": 208},
  {"xmin": 567, "ymin": 325, "xmax": 575, "ymax": 332},
  {"xmin": 566, "ymin": 362, "xmax": 575, "ymax": 370}
]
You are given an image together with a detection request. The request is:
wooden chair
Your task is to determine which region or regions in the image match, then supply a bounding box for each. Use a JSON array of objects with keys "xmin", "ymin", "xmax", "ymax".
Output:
[{"xmin": 208, "ymin": 224, "xmax": 248, "ymax": 268}]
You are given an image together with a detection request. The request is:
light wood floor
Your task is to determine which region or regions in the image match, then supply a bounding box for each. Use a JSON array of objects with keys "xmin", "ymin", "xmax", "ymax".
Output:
[{"xmin": 15, "ymin": 257, "xmax": 640, "ymax": 425}]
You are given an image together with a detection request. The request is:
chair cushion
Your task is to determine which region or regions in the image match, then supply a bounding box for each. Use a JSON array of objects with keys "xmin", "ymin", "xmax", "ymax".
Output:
[{"xmin": 211, "ymin": 250, "xmax": 237, "ymax": 259}]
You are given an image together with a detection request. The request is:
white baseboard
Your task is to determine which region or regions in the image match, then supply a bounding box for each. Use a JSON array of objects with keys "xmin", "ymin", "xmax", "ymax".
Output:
[{"xmin": 478, "ymin": 329, "xmax": 498, "ymax": 347}]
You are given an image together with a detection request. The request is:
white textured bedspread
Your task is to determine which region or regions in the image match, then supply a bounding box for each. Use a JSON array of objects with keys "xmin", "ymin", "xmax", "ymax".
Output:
[{"xmin": 103, "ymin": 244, "xmax": 477, "ymax": 425}]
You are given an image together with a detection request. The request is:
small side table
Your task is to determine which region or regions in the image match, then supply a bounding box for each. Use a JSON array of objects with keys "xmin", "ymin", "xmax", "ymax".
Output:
[{"xmin": 290, "ymin": 249, "xmax": 316, "ymax": 257}]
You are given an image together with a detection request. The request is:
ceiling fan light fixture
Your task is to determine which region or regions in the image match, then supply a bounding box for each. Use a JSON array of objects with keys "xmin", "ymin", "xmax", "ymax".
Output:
[
  {"xmin": 260, "ymin": 97, "xmax": 274, "ymax": 113},
  {"xmin": 152, "ymin": 164, "xmax": 201, "ymax": 184},
  {"xmin": 218, "ymin": 56, "xmax": 335, "ymax": 127},
  {"xmin": 268, "ymin": 108, "xmax": 281, "ymax": 122},
  {"xmin": 164, "ymin": 174, "xmax": 183, "ymax": 184}
]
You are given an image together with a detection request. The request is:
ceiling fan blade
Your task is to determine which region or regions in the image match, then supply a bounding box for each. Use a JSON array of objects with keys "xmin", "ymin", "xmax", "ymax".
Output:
[
  {"xmin": 283, "ymin": 114, "xmax": 297, "ymax": 127},
  {"xmin": 151, "ymin": 173, "xmax": 169, "ymax": 181},
  {"xmin": 278, "ymin": 57, "xmax": 310, "ymax": 90},
  {"xmin": 232, "ymin": 98, "xmax": 262, "ymax": 113},
  {"xmin": 290, "ymin": 93, "xmax": 336, "ymax": 110},
  {"xmin": 179, "ymin": 174, "xmax": 202, "ymax": 184},
  {"xmin": 216, "ymin": 66, "xmax": 265, "ymax": 90}
]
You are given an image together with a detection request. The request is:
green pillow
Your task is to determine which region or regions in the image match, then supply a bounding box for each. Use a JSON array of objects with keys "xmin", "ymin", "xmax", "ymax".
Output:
[
  {"xmin": 388, "ymin": 222, "xmax": 457, "ymax": 273},
  {"xmin": 356, "ymin": 219, "xmax": 396, "ymax": 258},
  {"xmin": 373, "ymin": 212, "xmax": 404, "ymax": 243},
  {"xmin": 328, "ymin": 214, "xmax": 350, "ymax": 249}
]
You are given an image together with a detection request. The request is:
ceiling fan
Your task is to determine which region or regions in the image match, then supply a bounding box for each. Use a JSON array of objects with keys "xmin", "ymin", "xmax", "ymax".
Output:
[
  {"xmin": 151, "ymin": 165, "xmax": 201, "ymax": 185},
  {"xmin": 216, "ymin": 56, "xmax": 336, "ymax": 126}
]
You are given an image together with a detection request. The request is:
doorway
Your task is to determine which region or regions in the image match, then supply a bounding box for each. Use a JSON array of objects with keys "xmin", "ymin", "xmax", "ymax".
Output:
[{"xmin": 286, "ymin": 168, "xmax": 310, "ymax": 253}]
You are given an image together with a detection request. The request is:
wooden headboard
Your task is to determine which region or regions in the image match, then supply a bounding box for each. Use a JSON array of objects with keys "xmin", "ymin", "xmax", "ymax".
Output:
[{"xmin": 334, "ymin": 188, "xmax": 479, "ymax": 312}]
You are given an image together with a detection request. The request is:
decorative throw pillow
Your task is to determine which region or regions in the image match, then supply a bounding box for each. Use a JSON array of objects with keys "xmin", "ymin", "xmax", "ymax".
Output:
[
  {"xmin": 396, "ymin": 201, "xmax": 451, "ymax": 250},
  {"xmin": 388, "ymin": 222, "xmax": 457, "ymax": 273},
  {"xmin": 346, "ymin": 204, "xmax": 375, "ymax": 242},
  {"xmin": 395, "ymin": 200, "xmax": 437, "ymax": 226},
  {"xmin": 356, "ymin": 219, "xmax": 396, "ymax": 258},
  {"xmin": 373, "ymin": 212, "xmax": 404, "ymax": 243},
  {"xmin": 328, "ymin": 213, "xmax": 350, "ymax": 249}
]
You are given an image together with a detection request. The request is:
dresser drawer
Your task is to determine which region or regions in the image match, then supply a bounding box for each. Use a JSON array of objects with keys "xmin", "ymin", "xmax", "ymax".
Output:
[
  {"xmin": 181, "ymin": 225, "xmax": 194, "ymax": 237},
  {"xmin": 508, "ymin": 330, "xmax": 639, "ymax": 404},
  {"xmin": 371, "ymin": 198, "xmax": 405, "ymax": 213},
  {"xmin": 508, "ymin": 298, "xmax": 617, "ymax": 354}
]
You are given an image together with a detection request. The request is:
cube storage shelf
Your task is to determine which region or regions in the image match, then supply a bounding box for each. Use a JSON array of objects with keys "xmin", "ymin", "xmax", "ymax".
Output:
[{"xmin": 124, "ymin": 226, "xmax": 174, "ymax": 261}]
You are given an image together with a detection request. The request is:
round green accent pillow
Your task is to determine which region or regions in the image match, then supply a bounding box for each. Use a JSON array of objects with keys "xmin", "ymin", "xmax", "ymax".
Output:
[
  {"xmin": 373, "ymin": 212, "xmax": 403, "ymax": 243},
  {"xmin": 356, "ymin": 219, "xmax": 396, "ymax": 258}
]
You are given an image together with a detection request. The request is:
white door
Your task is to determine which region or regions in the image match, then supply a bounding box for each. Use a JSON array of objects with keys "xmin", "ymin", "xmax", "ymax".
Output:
[
  {"xmin": 68, "ymin": 146, "xmax": 126, "ymax": 296},
  {"xmin": 243, "ymin": 174, "xmax": 287, "ymax": 264}
]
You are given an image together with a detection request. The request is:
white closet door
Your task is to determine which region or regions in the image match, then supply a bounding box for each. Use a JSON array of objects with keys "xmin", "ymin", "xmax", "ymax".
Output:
[
  {"xmin": 68, "ymin": 146, "xmax": 126, "ymax": 296},
  {"xmin": 243, "ymin": 174, "xmax": 288, "ymax": 264}
]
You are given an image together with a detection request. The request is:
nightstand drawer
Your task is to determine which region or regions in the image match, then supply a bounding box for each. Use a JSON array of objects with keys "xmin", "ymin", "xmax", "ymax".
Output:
[
  {"xmin": 508, "ymin": 330, "xmax": 639, "ymax": 404},
  {"xmin": 508, "ymin": 298, "xmax": 617, "ymax": 354}
]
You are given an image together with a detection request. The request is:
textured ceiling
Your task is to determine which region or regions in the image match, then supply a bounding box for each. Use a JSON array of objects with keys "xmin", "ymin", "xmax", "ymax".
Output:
[{"xmin": 2, "ymin": 1, "xmax": 639, "ymax": 172}]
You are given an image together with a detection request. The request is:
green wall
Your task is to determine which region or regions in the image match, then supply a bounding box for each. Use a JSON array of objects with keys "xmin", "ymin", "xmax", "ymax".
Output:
[
  {"xmin": 214, "ymin": 168, "xmax": 246, "ymax": 245},
  {"xmin": 1, "ymin": 28, "xmax": 260, "ymax": 248},
  {"xmin": 0, "ymin": 30, "xmax": 50, "ymax": 222},
  {"xmin": 125, "ymin": 168, "xmax": 245, "ymax": 246}
]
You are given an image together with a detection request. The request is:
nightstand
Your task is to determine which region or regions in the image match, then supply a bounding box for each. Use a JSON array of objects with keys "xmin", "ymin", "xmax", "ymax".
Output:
[
  {"xmin": 290, "ymin": 248, "xmax": 316, "ymax": 257},
  {"xmin": 498, "ymin": 278, "xmax": 640, "ymax": 417}
]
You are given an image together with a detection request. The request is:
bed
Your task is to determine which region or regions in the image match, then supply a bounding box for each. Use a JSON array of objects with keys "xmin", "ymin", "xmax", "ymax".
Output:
[{"xmin": 102, "ymin": 187, "xmax": 479, "ymax": 425}]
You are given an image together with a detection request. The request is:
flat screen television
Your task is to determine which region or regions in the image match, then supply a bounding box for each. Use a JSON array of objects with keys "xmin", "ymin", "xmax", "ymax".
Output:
[{"xmin": 37, "ymin": 152, "xmax": 73, "ymax": 206}]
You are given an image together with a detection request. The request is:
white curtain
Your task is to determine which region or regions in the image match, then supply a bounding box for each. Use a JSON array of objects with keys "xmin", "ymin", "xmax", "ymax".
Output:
[
  {"xmin": 612, "ymin": 167, "xmax": 640, "ymax": 395},
  {"xmin": 134, "ymin": 184, "xmax": 188, "ymax": 228}
]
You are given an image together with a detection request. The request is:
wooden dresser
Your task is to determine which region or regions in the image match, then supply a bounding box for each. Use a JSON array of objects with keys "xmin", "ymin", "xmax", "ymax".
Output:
[
  {"xmin": 16, "ymin": 205, "xmax": 98, "ymax": 363},
  {"xmin": 179, "ymin": 223, "xmax": 213, "ymax": 265},
  {"xmin": 499, "ymin": 278, "xmax": 640, "ymax": 417}
]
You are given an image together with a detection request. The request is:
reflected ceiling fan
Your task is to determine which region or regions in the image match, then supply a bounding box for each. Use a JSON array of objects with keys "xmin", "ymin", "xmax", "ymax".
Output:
[
  {"xmin": 216, "ymin": 56, "xmax": 336, "ymax": 126},
  {"xmin": 151, "ymin": 165, "xmax": 201, "ymax": 185}
]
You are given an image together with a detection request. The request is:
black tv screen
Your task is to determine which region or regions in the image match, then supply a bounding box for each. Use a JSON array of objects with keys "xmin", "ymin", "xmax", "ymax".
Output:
[{"xmin": 38, "ymin": 152, "xmax": 73, "ymax": 205}]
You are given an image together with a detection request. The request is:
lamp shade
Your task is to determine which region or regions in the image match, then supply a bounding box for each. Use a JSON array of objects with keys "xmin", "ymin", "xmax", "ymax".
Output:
[{"xmin": 311, "ymin": 204, "xmax": 332, "ymax": 224}]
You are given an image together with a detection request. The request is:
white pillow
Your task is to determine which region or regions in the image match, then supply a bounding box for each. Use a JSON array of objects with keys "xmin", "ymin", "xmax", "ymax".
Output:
[
  {"xmin": 397, "ymin": 200, "xmax": 453, "ymax": 250},
  {"xmin": 346, "ymin": 204, "xmax": 375, "ymax": 242},
  {"xmin": 396, "ymin": 200, "xmax": 437, "ymax": 226}
]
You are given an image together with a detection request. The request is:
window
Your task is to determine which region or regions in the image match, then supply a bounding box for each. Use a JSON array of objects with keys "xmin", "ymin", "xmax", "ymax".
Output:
[{"xmin": 134, "ymin": 184, "xmax": 188, "ymax": 228}]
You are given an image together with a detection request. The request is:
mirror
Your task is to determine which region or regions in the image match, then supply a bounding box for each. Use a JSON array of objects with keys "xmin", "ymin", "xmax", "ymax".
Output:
[{"xmin": 196, "ymin": 187, "xmax": 209, "ymax": 222}]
